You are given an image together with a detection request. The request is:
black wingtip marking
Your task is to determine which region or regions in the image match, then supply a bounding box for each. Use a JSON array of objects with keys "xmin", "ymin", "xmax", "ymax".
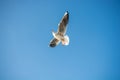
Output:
[
  {"xmin": 49, "ymin": 43, "xmax": 56, "ymax": 47},
  {"xmin": 66, "ymin": 11, "xmax": 69, "ymax": 15}
]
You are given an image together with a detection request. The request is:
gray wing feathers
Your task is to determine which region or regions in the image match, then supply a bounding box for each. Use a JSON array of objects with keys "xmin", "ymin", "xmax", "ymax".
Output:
[
  {"xmin": 49, "ymin": 38, "xmax": 60, "ymax": 47},
  {"xmin": 57, "ymin": 11, "xmax": 69, "ymax": 35}
]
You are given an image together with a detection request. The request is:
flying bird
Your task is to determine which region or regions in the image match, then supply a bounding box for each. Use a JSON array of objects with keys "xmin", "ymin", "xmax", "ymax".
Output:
[{"xmin": 49, "ymin": 11, "xmax": 69, "ymax": 47}]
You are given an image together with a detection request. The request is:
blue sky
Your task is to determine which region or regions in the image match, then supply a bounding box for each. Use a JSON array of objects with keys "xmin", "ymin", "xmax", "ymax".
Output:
[{"xmin": 0, "ymin": 0, "xmax": 120, "ymax": 80}]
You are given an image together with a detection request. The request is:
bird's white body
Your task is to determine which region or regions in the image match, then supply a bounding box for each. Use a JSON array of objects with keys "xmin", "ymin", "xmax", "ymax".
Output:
[{"xmin": 52, "ymin": 32, "xmax": 69, "ymax": 45}]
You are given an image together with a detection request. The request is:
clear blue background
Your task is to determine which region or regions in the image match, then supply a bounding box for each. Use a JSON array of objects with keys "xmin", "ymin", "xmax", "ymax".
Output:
[{"xmin": 0, "ymin": 0, "xmax": 120, "ymax": 80}]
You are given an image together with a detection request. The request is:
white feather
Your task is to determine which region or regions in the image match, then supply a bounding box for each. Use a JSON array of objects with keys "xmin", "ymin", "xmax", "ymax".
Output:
[{"xmin": 63, "ymin": 35, "xmax": 69, "ymax": 45}]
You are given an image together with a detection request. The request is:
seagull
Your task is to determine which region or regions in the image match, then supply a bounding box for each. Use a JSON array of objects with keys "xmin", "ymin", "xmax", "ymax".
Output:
[{"xmin": 49, "ymin": 11, "xmax": 69, "ymax": 47}]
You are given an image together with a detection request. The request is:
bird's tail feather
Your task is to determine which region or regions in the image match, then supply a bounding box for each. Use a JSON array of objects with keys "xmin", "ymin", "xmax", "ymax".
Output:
[{"xmin": 62, "ymin": 35, "xmax": 69, "ymax": 45}]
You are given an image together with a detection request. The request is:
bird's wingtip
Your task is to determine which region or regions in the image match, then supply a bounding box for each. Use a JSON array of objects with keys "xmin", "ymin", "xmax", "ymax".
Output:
[
  {"xmin": 66, "ymin": 11, "xmax": 69, "ymax": 13},
  {"xmin": 65, "ymin": 11, "xmax": 69, "ymax": 15}
]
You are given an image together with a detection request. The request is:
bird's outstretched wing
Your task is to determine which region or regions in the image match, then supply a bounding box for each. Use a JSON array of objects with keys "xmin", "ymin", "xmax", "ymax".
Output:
[
  {"xmin": 57, "ymin": 11, "xmax": 69, "ymax": 35},
  {"xmin": 49, "ymin": 38, "xmax": 60, "ymax": 47}
]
